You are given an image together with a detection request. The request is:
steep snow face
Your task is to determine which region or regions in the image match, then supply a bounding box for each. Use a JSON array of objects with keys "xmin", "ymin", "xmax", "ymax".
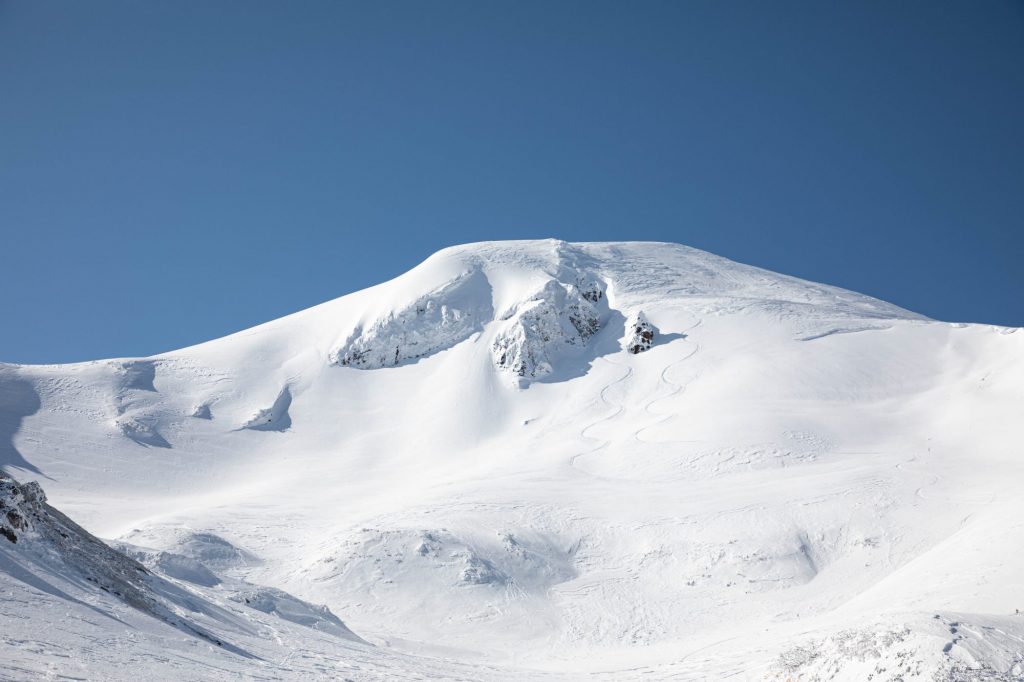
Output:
[{"xmin": 2, "ymin": 240, "xmax": 1023, "ymax": 681}]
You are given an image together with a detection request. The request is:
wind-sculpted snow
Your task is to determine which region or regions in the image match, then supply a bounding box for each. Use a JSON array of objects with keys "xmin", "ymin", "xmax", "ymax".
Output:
[
  {"xmin": 114, "ymin": 360, "xmax": 158, "ymax": 392},
  {"xmin": 114, "ymin": 542, "xmax": 222, "ymax": 586},
  {"xmin": 241, "ymin": 385, "xmax": 292, "ymax": 431},
  {"xmin": 309, "ymin": 526, "xmax": 577, "ymax": 592},
  {"xmin": 773, "ymin": 613, "xmax": 1024, "ymax": 681},
  {"xmin": 331, "ymin": 268, "xmax": 493, "ymax": 369},
  {"xmin": 229, "ymin": 586, "xmax": 365, "ymax": 641},
  {"xmin": 120, "ymin": 527, "xmax": 262, "ymax": 571},
  {"xmin": 300, "ymin": 525, "xmax": 579, "ymax": 645},
  {"xmin": 1, "ymin": 240, "xmax": 1023, "ymax": 680},
  {"xmin": 115, "ymin": 415, "xmax": 171, "ymax": 447}
]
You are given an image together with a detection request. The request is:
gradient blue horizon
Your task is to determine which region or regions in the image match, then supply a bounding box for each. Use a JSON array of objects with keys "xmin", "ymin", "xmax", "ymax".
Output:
[{"xmin": 1, "ymin": 1, "xmax": 1021, "ymax": 364}]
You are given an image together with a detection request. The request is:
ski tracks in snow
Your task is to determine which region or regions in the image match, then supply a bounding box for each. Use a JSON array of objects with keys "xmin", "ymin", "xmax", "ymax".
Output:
[
  {"xmin": 568, "ymin": 319, "xmax": 702, "ymax": 478},
  {"xmin": 634, "ymin": 319, "xmax": 702, "ymax": 445},
  {"xmin": 568, "ymin": 359, "xmax": 634, "ymax": 477}
]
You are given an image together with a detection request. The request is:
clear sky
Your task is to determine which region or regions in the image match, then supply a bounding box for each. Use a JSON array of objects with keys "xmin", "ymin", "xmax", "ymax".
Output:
[{"xmin": 1, "ymin": 1, "xmax": 1021, "ymax": 364}]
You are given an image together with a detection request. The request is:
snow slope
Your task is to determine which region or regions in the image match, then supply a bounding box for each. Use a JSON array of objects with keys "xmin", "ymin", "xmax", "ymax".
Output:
[{"xmin": 1, "ymin": 239, "xmax": 1022, "ymax": 680}]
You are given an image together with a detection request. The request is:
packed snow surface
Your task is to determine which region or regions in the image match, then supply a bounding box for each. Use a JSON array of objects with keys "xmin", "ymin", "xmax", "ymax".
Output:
[{"xmin": 1, "ymin": 240, "xmax": 1022, "ymax": 680}]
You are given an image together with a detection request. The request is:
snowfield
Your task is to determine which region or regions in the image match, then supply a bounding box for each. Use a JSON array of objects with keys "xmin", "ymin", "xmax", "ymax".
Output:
[{"xmin": 1, "ymin": 240, "xmax": 1022, "ymax": 680}]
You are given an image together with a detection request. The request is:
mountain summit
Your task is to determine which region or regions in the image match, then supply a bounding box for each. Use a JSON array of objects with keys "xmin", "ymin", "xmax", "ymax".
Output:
[{"xmin": 1, "ymin": 240, "xmax": 1022, "ymax": 680}]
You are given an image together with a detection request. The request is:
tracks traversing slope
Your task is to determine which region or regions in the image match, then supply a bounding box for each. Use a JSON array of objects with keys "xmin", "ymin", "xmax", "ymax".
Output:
[
  {"xmin": 633, "ymin": 319, "xmax": 702, "ymax": 445},
  {"xmin": 567, "ymin": 319, "xmax": 702, "ymax": 478},
  {"xmin": 567, "ymin": 359, "xmax": 634, "ymax": 478}
]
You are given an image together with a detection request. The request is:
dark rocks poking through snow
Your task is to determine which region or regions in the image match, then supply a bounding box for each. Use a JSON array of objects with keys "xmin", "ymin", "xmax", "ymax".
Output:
[
  {"xmin": 0, "ymin": 472, "xmax": 41, "ymax": 544},
  {"xmin": 492, "ymin": 278, "xmax": 606, "ymax": 380},
  {"xmin": 2, "ymin": 469, "xmax": 150, "ymax": 599},
  {"xmin": 329, "ymin": 263, "xmax": 614, "ymax": 381},
  {"xmin": 0, "ymin": 472, "xmax": 284, "ymax": 655},
  {"xmin": 623, "ymin": 311, "xmax": 656, "ymax": 354},
  {"xmin": 0, "ymin": 472, "xmax": 228, "ymax": 645}
]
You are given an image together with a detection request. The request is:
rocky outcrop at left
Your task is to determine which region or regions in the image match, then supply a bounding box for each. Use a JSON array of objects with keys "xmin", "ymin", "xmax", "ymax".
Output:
[
  {"xmin": 0, "ymin": 472, "xmax": 41, "ymax": 544},
  {"xmin": 331, "ymin": 269, "xmax": 493, "ymax": 369}
]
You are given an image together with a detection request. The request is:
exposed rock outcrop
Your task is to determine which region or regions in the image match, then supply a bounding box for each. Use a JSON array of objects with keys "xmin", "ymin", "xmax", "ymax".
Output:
[
  {"xmin": 623, "ymin": 310, "xmax": 656, "ymax": 354},
  {"xmin": 0, "ymin": 472, "xmax": 41, "ymax": 544},
  {"xmin": 491, "ymin": 278, "xmax": 606, "ymax": 380},
  {"xmin": 328, "ymin": 256, "xmax": 616, "ymax": 382},
  {"xmin": 0, "ymin": 472, "xmax": 232, "ymax": 648},
  {"xmin": 2, "ymin": 472, "xmax": 367, "ymax": 653}
]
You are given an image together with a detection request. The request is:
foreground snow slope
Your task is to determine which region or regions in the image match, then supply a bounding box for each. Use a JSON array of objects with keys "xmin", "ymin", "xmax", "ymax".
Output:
[{"xmin": 1, "ymin": 240, "xmax": 1022, "ymax": 680}]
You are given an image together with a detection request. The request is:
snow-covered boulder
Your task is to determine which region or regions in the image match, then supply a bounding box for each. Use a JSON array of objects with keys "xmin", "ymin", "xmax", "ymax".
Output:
[
  {"xmin": 623, "ymin": 310, "xmax": 656, "ymax": 354},
  {"xmin": 491, "ymin": 278, "xmax": 605, "ymax": 380},
  {"xmin": 331, "ymin": 269, "xmax": 492, "ymax": 369}
]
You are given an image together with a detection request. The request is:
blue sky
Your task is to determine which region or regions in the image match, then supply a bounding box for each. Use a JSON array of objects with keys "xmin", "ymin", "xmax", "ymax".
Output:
[{"xmin": 1, "ymin": 1, "xmax": 1021, "ymax": 363}]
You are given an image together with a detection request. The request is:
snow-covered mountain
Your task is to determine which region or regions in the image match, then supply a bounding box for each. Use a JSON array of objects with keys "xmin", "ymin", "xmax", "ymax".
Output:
[{"xmin": 1, "ymin": 240, "xmax": 1022, "ymax": 680}]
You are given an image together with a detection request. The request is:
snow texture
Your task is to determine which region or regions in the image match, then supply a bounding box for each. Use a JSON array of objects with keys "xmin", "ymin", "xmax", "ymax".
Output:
[{"xmin": 1, "ymin": 240, "xmax": 1022, "ymax": 681}]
